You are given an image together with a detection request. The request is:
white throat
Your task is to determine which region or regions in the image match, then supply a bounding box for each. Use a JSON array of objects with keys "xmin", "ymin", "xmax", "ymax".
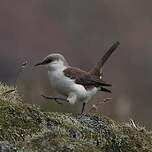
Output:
[{"xmin": 47, "ymin": 60, "xmax": 67, "ymax": 72}]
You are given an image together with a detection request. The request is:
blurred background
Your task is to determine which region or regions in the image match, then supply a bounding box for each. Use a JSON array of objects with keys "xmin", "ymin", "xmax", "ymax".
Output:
[{"xmin": 0, "ymin": 0, "xmax": 152, "ymax": 128}]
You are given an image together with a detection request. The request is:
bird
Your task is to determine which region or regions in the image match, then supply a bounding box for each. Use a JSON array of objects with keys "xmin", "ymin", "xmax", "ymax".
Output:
[{"xmin": 34, "ymin": 41, "xmax": 120, "ymax": 113}]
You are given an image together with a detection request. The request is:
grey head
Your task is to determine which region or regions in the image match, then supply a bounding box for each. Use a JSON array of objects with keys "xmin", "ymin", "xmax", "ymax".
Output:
[{"xmin": 34, "ymin": 53, "xmax": 68, "ymax": 66}]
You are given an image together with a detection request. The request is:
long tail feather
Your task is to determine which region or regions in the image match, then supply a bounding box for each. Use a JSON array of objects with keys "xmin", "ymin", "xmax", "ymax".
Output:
[{"xmin": 90, "ymin": 41, "xmax": 120, "ymax": 77}]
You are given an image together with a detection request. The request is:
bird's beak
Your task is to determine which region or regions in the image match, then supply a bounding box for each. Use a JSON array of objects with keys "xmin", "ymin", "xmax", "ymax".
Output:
[{"xmin": 34, "ymin": 61, "xmax": 44, "ymax": 66}]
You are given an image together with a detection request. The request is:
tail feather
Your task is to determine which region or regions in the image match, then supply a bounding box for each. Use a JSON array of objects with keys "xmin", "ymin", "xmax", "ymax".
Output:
[
  {"xmin": 99, "ymin": 87, "xmax": 112, "ymax": 93},
  {"xmin": 89, "ymin": 41, "xmax": 120, "ymax": 77}
]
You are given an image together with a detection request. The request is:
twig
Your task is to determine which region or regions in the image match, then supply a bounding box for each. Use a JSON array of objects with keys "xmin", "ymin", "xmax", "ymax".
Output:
[{"xmin": 89, "ymin": 97, "xmax": 112, "ymax": 113}]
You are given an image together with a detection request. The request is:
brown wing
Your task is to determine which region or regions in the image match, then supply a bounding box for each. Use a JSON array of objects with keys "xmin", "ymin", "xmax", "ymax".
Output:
[
  {"xmin": 90, "ymin": 41, "xmax": 120, "ymax": 77},
  {"xmin": 63, "ymin": 67, "xmax": 112, "ymax": 88}
]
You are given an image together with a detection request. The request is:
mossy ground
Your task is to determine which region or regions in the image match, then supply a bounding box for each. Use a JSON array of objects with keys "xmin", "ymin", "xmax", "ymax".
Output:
[{"xmin": 0, "ymin": 83, "xmax": 152, "ymax": 152}]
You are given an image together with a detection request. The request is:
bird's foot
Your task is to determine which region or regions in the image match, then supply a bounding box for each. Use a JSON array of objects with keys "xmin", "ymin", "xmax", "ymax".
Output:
[{"xmin": 41, "ymin": 95, "xmax": 69, "ymax": 104}]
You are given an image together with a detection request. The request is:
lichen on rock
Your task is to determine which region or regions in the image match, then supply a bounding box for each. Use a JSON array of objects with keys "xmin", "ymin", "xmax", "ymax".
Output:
[{"xmin": 0, "ymin": 83, "xmax": 152, "ymax": 152}]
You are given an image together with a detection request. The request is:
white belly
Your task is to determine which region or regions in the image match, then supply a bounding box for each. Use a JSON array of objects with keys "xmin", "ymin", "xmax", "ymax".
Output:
[
  {"xmin": 86, "ymin": 87, "xmax": 98, "ymax": 98},
  {"xmin": 48, "ymin": 70, "xmax": 87, "ymax": 99}
]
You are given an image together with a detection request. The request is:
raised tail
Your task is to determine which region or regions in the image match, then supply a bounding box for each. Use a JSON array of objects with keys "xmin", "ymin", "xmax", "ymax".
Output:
[{"xmin": 89, "ymin": 41, "xmax": 120, "ymax": 78}]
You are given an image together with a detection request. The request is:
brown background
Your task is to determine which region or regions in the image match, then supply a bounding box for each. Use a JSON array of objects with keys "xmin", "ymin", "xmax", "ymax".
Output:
[{"xmin": 0, "ymin": 0, "xmax": 152, "ymax": 128}]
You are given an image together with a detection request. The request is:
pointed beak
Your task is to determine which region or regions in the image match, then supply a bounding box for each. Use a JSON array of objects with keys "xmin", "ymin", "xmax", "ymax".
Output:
[{"xmin": 34, "ymin": 62, "xmax": 43, "ymax": 67}]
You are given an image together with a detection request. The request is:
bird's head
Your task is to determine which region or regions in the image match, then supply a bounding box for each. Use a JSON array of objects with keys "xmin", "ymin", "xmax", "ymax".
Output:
[{"xmin": 34, "ymin": 53, "xmax": 68, "ymax": 71}]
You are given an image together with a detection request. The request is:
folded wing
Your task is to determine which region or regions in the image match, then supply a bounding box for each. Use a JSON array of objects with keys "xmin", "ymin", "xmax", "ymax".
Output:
[{"xmin": 64, "ymin": 67, "xmax": 112, "ymax": 89}]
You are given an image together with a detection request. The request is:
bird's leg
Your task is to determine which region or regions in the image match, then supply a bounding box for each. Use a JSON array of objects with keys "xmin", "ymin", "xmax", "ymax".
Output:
[
  {"xmin": 81, "ymin": 103, "xmax": 86, "ymax": 114},
  {"xmin": 41, "ymin": 95, "xmax": 69, "ymax": 104}
]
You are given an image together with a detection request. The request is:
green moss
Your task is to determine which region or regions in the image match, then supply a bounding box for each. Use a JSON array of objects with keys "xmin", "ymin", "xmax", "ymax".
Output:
[{"xmin": 0, "ymin": 83, "xmax": 152, "ymax": 152}]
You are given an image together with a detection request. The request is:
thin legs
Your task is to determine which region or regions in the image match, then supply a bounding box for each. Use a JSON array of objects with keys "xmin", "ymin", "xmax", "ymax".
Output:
[
  {"xmin": 41, "ymin": 95, "xmax": 69, "ymax": 104},
  {"xmin": 42, "ymin": 94, "xmax": 86, "ymax": 114},
  {"xmin": 81, "ymin": 103, "xmax": 86, "ymax": 114}
]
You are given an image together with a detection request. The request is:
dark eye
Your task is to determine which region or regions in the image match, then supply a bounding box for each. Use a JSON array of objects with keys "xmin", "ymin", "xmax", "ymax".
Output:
[{"xmin": 43, "ymin": 58, "xmax": 53, "ymax": 64}]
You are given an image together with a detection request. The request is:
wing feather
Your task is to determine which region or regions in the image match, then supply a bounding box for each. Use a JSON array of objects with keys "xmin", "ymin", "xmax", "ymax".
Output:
[{"xmin": 63, "ymin": 67, "xmax": 112, "ymax": 88}]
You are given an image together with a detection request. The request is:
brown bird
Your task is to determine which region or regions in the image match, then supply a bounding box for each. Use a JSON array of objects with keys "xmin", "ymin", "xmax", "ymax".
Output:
[{"xmin": 35, "ymin": 41, "xmax": 120, "ymax": 113}]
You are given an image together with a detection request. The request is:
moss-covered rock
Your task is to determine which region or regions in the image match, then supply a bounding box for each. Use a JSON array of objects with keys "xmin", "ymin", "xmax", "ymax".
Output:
[{"xmin": 0, "ymin": 83, "xmax": 152, "ymax": 152}]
